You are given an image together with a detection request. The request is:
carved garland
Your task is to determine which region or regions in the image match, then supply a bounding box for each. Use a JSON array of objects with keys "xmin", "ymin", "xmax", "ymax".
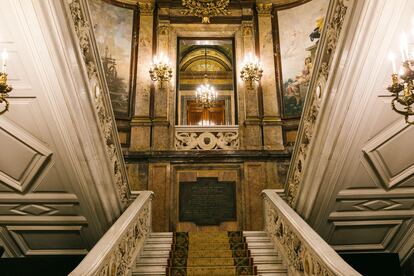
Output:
[
  {"xmin": 286, "ymin": 0, "xmax": 349, "ymax": 206},
  {"xmin": 264, "ymin": 197, "xmax": 332, "ymax": 276},
  {"xmin": 182, "ymin": 0, "xmax": 230, "ymax": 24},
  {"xmin": 97, "ymin": 204, "xmax": 150, "ymax": 275},
  {"xmin": 67, "ymin": 0, "xmax": 129, "ymax": 202}
]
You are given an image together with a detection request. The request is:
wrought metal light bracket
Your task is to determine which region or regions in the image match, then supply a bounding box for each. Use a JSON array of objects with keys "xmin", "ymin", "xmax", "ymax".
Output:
[{"xmin": 0, "ymin": 73, "xmax": 12, "ymax": 115}]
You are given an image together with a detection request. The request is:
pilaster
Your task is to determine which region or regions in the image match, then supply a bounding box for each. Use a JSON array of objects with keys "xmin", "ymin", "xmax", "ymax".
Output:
[
  {"xmin": 257, "ymin": 3, "xmax": 284, "ymax": 150},
  {"xmin": 241, "ymin": 21, "xmax": 262, "ymax": 150},
  {"xmin": 130, "ymin": 1, "xmax": 154, "ymax": 151},
  {"xmin": 152, "ymin": 20, "xmax": 172, "ymax": 150}
]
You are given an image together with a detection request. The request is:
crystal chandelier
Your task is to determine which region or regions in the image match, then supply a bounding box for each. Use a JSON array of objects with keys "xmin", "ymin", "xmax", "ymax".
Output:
[
  {"xmin": 240, "ymin": 53, "xmax": 263, "ymax": 89},
  {"xmin": 196, "ymin": 46, "xmax": 217, "ymax": 107},
  {"xmin": 387, "ymin": 33, "xmax": 414, "ymax": 124},
  {"xmin": 196, "ymin": 83, "xmax": 217, "ymax": 107}
]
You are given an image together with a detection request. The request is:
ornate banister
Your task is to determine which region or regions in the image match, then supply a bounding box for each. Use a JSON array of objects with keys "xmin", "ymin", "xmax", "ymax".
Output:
[
  {"xmin": 64, "ymin": 0, "xmax": 130, "ymax": 203},
  {"xmin": 70, "ymin": 191, "xmax": 153, "ymax": 276},
  {"xmin": 263, "ymin": 190, "xmax": 360, "ymax": 276},
  {"xmin": 284, "ymin": 0, "xmax": 356, "ymax": 206}
]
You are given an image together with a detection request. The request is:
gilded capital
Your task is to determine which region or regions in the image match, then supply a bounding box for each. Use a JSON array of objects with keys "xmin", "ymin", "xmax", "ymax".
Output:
[
  {"xmin": 138, "ymin": 2, "xmax": 154, "ymax": 15},
  {"xmin": 256, "ymin": 3, "xmax": 273, "ymax": 15}
]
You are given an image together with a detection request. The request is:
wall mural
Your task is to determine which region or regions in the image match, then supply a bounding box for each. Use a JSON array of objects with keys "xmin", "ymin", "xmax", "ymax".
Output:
[
  {"xmin": 89, "ymin": 0, "xmax": 138, "ymax": 119},
  {"xmin": 274, "ymin": 0, "xmax": 329, "ymax": 118}
]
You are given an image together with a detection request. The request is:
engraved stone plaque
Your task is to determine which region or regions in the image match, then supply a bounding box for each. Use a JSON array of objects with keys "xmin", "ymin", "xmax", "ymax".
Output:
[{"xmin": 179, "ymin": 177, "xmax": 236, "ymax": 225}]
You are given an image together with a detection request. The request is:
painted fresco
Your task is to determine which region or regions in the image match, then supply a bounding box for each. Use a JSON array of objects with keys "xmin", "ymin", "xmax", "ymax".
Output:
[
  {"xmin": 89, "ymin": 0, "xmax": 135, "ymax": 118},
  {"xmin": 277, "ymin": 0, "xmax": 328, "ymax": 118}
]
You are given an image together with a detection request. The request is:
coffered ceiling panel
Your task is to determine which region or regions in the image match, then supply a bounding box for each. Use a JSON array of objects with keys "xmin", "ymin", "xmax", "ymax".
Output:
[
  {"xmin": 0, "ymin": 118, "xmax": 52, "ymax": 193},
  {"xmin": 329, "ymin": 220, "xmax": 402, "ymax": 251},
  {"xmin": 363, "ymin": 122, "xmax": 414, "ymax": 189}
]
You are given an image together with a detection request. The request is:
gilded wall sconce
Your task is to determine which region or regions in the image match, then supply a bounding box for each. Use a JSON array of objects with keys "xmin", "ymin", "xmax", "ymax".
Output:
[
  {"xmin": 387, "ymin": 34, "xmax": 414, "ymax": 125},
  {"xmin": 0, "ymin": 49, "xmax": 12, "ymax": 115},
  {"xmin": 149, "ymin": 54, "xmax": 173, "ymax": 89},
  {"xmin": 240, "ymin": 54, "xmax": 263, "ymax": 89}
]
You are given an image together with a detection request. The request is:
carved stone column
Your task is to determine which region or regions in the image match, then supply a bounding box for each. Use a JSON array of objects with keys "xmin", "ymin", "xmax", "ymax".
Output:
[
  {"xmin": 152, "ymin": 21, "xmax": 172, "ymax": 150},
  {"xmin": 130, "ymin": 2, "xmax": 154, "ymax": 151},
  {"xmin": 257, "ymin": 3, "xmax": 284, "ymax": 150},
  {"xmin": 240, "ymin": 21, "xmax": 262, "ymax": 150}
]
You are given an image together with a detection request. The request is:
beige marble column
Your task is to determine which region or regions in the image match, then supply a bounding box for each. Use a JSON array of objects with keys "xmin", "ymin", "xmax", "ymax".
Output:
[
  {"xmin": 130, "ymin": 2, "xmax": 154, "ymax": 151},
  {"xmin": 240, "ymin": 21, "xmax": 262, "ymax": 150},
  {"xmin": 257, "ymin": 3, "xmax": 284, "ymax": 150},
  {"xmin": 152, "ymin": 21, "xmax": 172, "ymax": 150}
]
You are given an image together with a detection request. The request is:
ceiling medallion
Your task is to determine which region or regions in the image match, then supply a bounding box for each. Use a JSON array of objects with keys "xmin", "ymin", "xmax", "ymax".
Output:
[{"xmin": 182, "ymin": 0, "xmax": 230, "ymax": 24}]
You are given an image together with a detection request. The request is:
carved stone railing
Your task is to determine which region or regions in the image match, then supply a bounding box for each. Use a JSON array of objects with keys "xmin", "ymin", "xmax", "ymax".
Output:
[
  {"xmin": 285, "ymin": 0, "xmax": 356, "ymax": 206},
  {"xmin": 69, "ymin": 191, "xmax": 153, "ymax": 276},
  {"xmin": 175, "ymin": 125, "xmax": 239, "ymax": 150},
  {"xmin": 263, "ymin": 190, "xmax": 360, "ymax": 276},
  {"xmin": 64, "ymin": 0, "xmax": 130, "ymax": 203}
]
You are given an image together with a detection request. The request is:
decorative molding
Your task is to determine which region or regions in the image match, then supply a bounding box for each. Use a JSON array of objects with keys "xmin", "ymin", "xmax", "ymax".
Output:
[
  {"xmin": 0, "ymin": 118, "xmax": 52, "ymax": 193},
  {"xmin": 263, "ymin": 190, "xmax": 360, "ymax": 276},
  {"xmin": 362, "ymin": 121, "xmax": 414, "ymax": 189},
  {"xmin": 256, "ymin": 3, "xmax": 273, "ymax": 15},
  {"xmin": 67, "ymin": 0, "xmax": 130, "ymax": 203},
  {"xmin": 329, "ymin": 220, "xmax": 402, "ymax": 251},
  {"xmin": 7, "ymin": 225, "xmax": 88, "ymax": 256},
  {"xmin": 175, "ymin": 126, "xmax": 239, "ymax": 150},
  {"xmin": 285, "ymin": 0, "xmax": 351, "ymax": 206},
  {"xmin": 181, "ymin": 0, "xmax": 230, "ymax": 24},
  {"xmin": 138, "ymin": 2, "xmax": 154, "ymax": 15},
  {"xmin": 69, "ymin": 191, "xmax": 153, "ymax": 276}
]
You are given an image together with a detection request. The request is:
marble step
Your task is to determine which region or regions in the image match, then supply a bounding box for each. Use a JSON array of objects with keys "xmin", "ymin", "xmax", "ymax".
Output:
[
  {"xmin": 145, "ymin": 237, "xmax": 173, "ymax": 244},
  {"xmin": 149, "ymin": 232, "xmax": 173, "ymax": 238},
  {"xmin": 243, "ymin": 231, "xmax": 269, "ymax": 237},
  {"xmin": 256, "ymin": 263, "xmax": 288, "ymax": 273}
]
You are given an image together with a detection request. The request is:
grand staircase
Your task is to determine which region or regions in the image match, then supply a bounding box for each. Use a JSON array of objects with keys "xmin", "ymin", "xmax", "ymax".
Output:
[{"xmin": 133, "ymin": 231, "xmax": 287, "ymax": 276}]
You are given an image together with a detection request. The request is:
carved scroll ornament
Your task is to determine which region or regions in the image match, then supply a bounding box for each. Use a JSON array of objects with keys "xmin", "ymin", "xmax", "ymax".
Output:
[
  {"xmin": 67, "ymin": 0, "xmax": 129, "ymax": 202},
  {"xmin": 286, "ymin": 0, "xmax": 350, "ymax": 206},
  {"xmin": 182, "ymin": 0, "xmax": 230, "ymax": 23},
  {"xmin": 175, "ymin": 126, "xmax": 239, "ymax": 150}
]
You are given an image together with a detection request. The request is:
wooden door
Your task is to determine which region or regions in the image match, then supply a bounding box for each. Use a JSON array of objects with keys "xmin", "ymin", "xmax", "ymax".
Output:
[{"xmin": 187, "ymin": 100, "xmax": 226, "ymax": 125}]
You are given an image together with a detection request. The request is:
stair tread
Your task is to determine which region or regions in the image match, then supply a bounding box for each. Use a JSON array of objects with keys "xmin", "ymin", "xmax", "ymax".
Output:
[{"xmin": 135, "ymin": 231, "xmax": 287, "ymax": 276}]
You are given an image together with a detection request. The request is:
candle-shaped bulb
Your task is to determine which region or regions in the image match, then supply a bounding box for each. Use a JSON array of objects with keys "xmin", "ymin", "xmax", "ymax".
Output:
[
  {"xmin": 1, "ymin": 49, "xmax": 8, "ymax": 74},
  {"xmin": 388, "ymin": 52, "xmax": 397, "ymax": 74}
]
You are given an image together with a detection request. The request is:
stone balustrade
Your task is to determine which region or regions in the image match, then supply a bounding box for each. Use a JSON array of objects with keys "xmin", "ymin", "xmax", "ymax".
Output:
[
  {"xmin": 285, "ymin": 0, "xmax": 355, "ymax": 206},
  {"xmin": 263, "ymin": 190, "xmax": 360, "ymax": 276},
  {"xmin": 69, "ymin": 191, "xmax": 153, "ymax": 276},
  {"xmin": 175, "ymin": 125, "xmax": 239, "ymax": 150},
  {"xmin": 65, "ymin": 0, "xmax": 130, "ymax": 203}
]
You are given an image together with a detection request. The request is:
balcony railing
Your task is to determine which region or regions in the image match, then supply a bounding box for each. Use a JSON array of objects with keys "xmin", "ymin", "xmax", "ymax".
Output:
[
  {"xmin": 69, "ymin": 191, "xmax": 153, "ymax": 276},
  {"xmin": 175, "ymin": 125, "xmax": 239, "ymax": 150},
  {"xmin": 263, "ymin": 190, "xmax": 361, "ymax": 276}
]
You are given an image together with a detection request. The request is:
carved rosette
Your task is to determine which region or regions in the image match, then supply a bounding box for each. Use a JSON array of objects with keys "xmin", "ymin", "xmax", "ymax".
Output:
[
  {"xmin": 286, "ymin": 0, "xmax": 349, "ymax": 206},
  {"xmin": 67, "ymin": 0, "xmax": 129, "ymax": 203},
  {"xmin": 264, "ymin": 197, "xmax": 332, "ymax": 276},
  {"xmin": 175, "ymin": 127, "xmax": 239, "ymax": 150},
  {"xmin": 181, "ymin": 0, "xmax": 230, "ymax": 24}
]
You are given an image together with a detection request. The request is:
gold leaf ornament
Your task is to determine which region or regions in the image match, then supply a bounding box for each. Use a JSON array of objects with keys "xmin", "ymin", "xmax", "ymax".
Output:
[{"xmin": 182, "ymin": 0, "xmax": 230, "ymax": 24}]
